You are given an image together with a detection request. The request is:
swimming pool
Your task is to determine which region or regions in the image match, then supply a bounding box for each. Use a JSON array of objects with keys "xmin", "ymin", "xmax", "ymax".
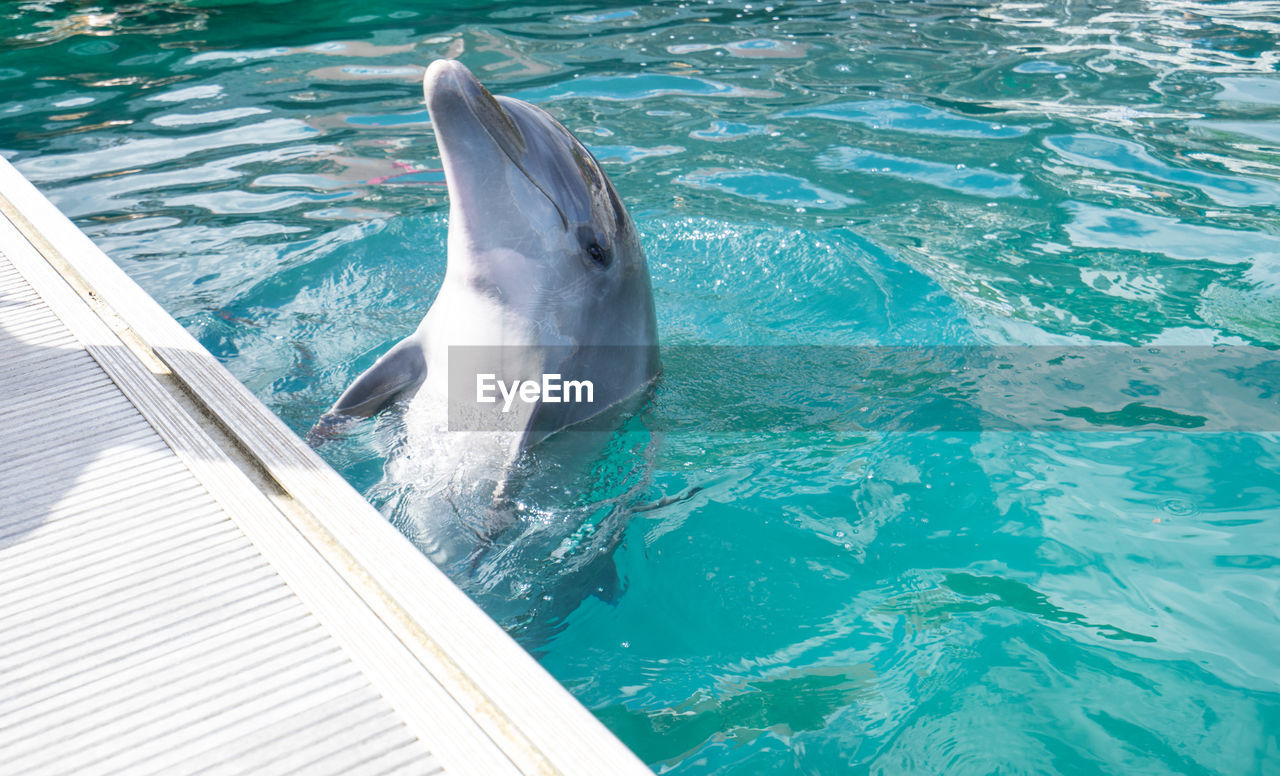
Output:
[{"xmin": 3, "ymin": 1, "xmax": 1279, "ymax": 772}]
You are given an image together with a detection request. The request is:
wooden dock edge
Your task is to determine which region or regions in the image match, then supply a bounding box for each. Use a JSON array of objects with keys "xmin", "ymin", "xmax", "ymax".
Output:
[{"xmin": 0, "ymin": 156, "xmax": 651, "ymax": 776}]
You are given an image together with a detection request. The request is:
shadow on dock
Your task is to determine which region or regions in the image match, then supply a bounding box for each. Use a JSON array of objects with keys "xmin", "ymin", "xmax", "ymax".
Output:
[{"xmin": 0, "ymin": 299, "xmax": 161, "ymax": 550}]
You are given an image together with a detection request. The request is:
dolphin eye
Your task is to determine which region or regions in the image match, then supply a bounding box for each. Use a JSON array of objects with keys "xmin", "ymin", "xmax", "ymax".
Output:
[{"xmin": 586, "ymin": 242, "xmax": 611, "ymax": 268}]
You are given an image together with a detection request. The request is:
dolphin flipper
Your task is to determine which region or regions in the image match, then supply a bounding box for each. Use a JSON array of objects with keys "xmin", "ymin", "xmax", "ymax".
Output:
[
  {"xmin": 308, "ymin": 336, "xmax": 427, "ymax": 446},
  {"xmin": 331, "ymin": 335, "xmax": 427, "ymax": 418}
]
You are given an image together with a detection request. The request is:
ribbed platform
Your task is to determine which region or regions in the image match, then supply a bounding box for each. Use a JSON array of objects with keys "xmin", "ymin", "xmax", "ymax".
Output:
[
  {"xmin": 0, "ymin": 240, "xmax": 442, "ymax": 776},
  {"xmin": 0, "ymin": 155, "xmax": 651, "ymax": 776}
]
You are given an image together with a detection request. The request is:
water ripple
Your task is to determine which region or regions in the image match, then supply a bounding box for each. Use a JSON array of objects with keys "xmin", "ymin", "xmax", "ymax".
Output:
[
  {"xmin": 818, "ymin": 147, "xmax": 1029, "ymax": 199},
  {"xmin": 1046, "ymin": 133, "xmax": 1280, "ymax": 207},
  {"xmin": 777, "ymin": 99, "xmax": 1029, "ymax": 139},
  {"xmin": 1062, "ymin": 201, "xmax": 1280, "ymax": 287},
  {"xmin": 511, "ymin": 73, "xmax": 779, "ymax": 102},
  {"xmin": 15, "ymin": 118, "xmax": 318, "ymax": 182},
  {"xmin": 678, "ymin": 169, "xmax": 859, "ymax": 213}
]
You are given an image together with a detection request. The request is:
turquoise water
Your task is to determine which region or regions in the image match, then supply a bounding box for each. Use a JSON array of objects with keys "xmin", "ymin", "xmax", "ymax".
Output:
[{"xmin": 4, "ymin": 1, "xmax": 1280, "ymax": 772}]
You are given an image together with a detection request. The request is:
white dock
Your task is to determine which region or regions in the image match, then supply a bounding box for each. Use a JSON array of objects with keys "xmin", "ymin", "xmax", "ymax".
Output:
[{"xmin": 0, "ymin": 156, "xmax": 650, "ymax": 776}]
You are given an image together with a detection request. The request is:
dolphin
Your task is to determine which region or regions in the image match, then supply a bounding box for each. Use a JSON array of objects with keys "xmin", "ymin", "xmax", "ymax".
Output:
[{"xmin": 312, "ymin": 60, "xmax": 659, "ymax": 566}]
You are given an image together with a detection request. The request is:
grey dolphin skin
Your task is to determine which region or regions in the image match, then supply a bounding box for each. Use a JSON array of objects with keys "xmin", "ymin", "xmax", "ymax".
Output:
[{"xmin": 313, "ymin": 59, "xmax": 659, "ymax": 454}]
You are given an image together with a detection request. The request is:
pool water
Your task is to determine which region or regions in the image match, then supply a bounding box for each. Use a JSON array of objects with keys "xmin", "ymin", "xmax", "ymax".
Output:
[{"xmin": 4, "ymin": 1, "xmax": 1280, "ymax": 772}]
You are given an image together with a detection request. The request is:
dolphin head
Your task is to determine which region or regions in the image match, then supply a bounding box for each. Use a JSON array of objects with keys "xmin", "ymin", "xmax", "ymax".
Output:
[
  {"xmin": 420, "ymin": 59, "xmax": 659, "ymax": 446},
  {"xmin": 316, "ymin": 61, "xmax": 660, "ymax": 572},
  {"xmin": 423, "ymin": 59, "xmax": 657, "ymax": 353}
]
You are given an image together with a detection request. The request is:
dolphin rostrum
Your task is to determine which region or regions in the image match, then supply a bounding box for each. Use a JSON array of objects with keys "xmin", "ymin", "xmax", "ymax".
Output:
[{"xmin": 313, "ymin": 60, "xmax": 659, "ymax": 556}]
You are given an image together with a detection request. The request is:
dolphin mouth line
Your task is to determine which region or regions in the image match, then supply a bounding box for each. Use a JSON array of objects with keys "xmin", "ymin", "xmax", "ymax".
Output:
[{"xmin": 453, "ymin": 95, "xmax": 571, "ymax": 231}]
